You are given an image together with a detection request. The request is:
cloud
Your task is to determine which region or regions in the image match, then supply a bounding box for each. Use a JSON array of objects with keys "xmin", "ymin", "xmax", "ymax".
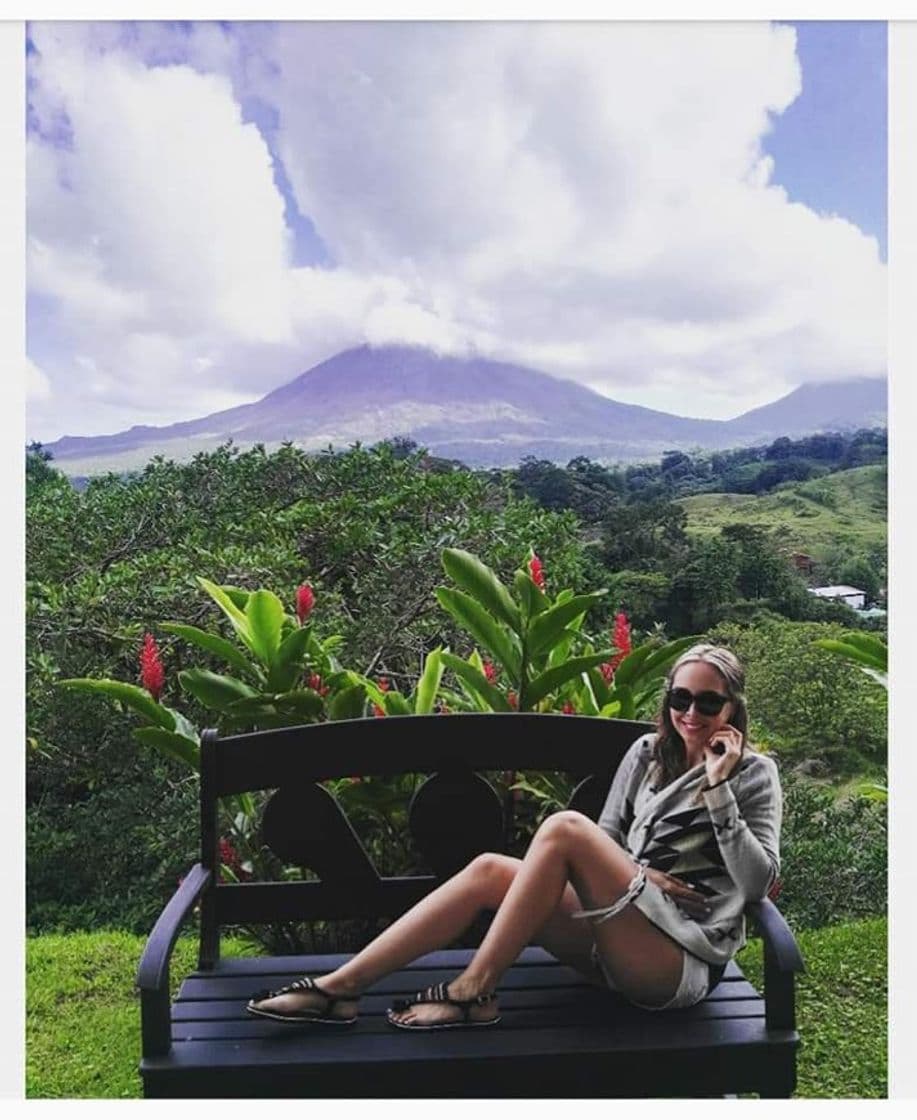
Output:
[
  {"xmin": 26, "ymin": 357, "xmax": 51, "ymax": 401},
  {"xmin": 26, "ymin": 20, "xmax": 886, "ymax": 439}
]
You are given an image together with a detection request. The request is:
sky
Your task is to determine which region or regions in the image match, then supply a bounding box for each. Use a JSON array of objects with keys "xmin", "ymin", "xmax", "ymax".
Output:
[{"xmin": 24, "ymin": 19, "xmax": 888, "ymax": 443}]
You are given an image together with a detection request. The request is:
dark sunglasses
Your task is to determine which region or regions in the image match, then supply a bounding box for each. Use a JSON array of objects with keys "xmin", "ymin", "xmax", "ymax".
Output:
[{"xmin": 667, "ymin": 687, "xmax": 731, "ymax": 716}]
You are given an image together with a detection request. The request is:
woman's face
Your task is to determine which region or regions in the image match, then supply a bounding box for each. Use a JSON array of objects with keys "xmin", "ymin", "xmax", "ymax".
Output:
[{"xmin": 668, "ymin": 660, "xmax": 735, "ymax": 756}]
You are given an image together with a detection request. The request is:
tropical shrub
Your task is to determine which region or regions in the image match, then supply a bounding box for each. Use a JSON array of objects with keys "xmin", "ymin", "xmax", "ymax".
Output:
[{"xmin": 776, "ymin": 770, "xmax": 886, "ymax": 930}]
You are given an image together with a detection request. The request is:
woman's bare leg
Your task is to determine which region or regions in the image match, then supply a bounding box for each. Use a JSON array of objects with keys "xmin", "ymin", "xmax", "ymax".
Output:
[
  {"xmin": 249, "ymin": 851, "xmax": 525, "ymax": 1017},
  {"xmin": 389, "ymin": 811, "xmax": 685, "ymax": 1027},
  {"xmin": 252, "ymin": 811, "xmax": 684, "ymax": 1023}
]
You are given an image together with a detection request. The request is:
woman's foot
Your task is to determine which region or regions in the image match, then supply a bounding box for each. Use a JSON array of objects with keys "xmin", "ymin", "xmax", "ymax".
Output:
[
  {"xmin": 387, "ymin": 977, "xmax": 500, "ymax": 1029},
  {"xmin": 246, "ymin": 974, "xmax": 360, "ymax": 1024}
]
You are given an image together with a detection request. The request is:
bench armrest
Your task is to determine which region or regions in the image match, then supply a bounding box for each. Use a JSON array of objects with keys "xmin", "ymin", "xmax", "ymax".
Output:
[
  {"xmin": 136, "ymin": 863, "xmax": 212, "ymax": 1058},
  {"xmin": 745, "ymin": 897, "xmax": 805, "ymax": 1031}
]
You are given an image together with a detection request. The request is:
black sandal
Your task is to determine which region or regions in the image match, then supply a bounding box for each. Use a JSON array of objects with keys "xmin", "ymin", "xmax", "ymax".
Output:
[
  {"xmin": 386, "ymin": 981, "xmax": 500, "ymax": 1031},
  {"xmin": 246, "ymin": 976, "xmax": 358, "ymax": 1025}
]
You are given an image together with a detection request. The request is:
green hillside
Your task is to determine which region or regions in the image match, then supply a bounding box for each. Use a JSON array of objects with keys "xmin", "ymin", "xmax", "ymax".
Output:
[{"xmin": 678, "ymin": 465, "xmax": 887, "ymax": 564}]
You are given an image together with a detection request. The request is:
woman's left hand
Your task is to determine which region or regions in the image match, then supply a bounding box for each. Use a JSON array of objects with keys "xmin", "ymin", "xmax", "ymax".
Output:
[{"xmin": 703, "ymin": 723, "xmax": 743, "ymax": 787}]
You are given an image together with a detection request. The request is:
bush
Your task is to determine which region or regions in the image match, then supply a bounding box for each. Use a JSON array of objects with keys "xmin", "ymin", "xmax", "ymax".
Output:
[{"xmin": 775, "ymin": 770, "xmax": 886, "ymax": 930}]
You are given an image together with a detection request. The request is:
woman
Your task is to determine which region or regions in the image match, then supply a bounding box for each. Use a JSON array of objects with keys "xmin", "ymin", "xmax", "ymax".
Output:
[{"xmin": 247, "ymin": 643, "xmax": 782, "ymax": 1029}]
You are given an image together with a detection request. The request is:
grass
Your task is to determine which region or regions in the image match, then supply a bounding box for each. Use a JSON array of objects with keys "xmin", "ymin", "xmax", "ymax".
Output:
[
  {"xmin": 27, "ymin": 918, "xmax": 886, "ymax": 1099},
  {"xmin": 678, "ymin": 464, "xmax": 887, "ymax": 563}
]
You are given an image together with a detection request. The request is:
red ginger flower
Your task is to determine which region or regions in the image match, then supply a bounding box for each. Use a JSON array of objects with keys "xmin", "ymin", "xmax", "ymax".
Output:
[
  {"xmin": 483, "ymin": 661, "xmax": 498, "ymax": 684},
  {"xmin": 562, "ymin": 701, "xmax": 575, "ymax": 715},
  {"xmin": 377, "ymin": 676, "xmax": 390, "ymax": 692},
  {"xmin": 139, "ymin": 633, "xmax": 165, "ymax": 702},
  {"xmin": 507, "ymin": 690, "xmax": 518, "ymax": 710},
  {"xmin": 600, "ymin": 611, "xmax": 633, "ymax": 683},
  {"xmin": 307, "ymin": 672, "xmax": 330, "ymax": 697},
  {"xmin": 372, "ymin": 703, "xmax": 386, "ymax": 718},
  {"xmin": 296, "ymin": 583, "xmax": 315, "ymax": 624},
  {"xmin": 528, "ymin": 553, "xmax": 546, "ymax": 591},
  {"xmin": 218, "ymin": 837, "xmax": 248, "ymax": 881}
]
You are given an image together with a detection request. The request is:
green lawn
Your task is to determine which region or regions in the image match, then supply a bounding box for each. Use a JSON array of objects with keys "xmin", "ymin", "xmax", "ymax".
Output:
[
  {"xmin": 26, "ymin": 918, "xmax": 886, "ymax": 1098},
  {"xmin": 678, "ymin": 464, "xmax": 887, "ymax": 564}
]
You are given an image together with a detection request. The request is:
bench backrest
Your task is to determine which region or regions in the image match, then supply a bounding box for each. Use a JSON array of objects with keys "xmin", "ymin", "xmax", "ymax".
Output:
[{"xmin": 198, "ymin": 713, "xmax": 654, "ymax": 962}]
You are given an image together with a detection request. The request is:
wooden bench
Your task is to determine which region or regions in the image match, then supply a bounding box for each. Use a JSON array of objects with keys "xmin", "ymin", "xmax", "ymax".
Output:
[{"xmin": 137, "ymin": 713, "xmax": 805, "ymax": 1098}]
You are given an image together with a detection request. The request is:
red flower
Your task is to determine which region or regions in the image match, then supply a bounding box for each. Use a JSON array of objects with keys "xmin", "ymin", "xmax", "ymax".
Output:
[
  {"xmin": 139, "ymin": 633, "xmax": 165, "ymax": 702},
  {"xmin": 296, "ymin": 584, "xmax": 315, "ymax": 624},
  {"xmin": 306, "ymin": 672, "xmax": 330, "ymax": 697},
  {"xmin": 610, "ymin": 611, "xmax": 632, "ymax": 670},
  {"xmin": 218, "ymin": 837, "xmax": 248, "ymax": 881},
  {"xmin": 483, "ymin": 661, "xmax": 498, "ymax": 684},
  {"xmin": 507, "ymin": 690, "xmax": 518, "ymax": 709},
  {"xmin": 528, "ymin": 553, "xmax": 546, "ymax": 591},
  {"xmin": 372, "ymin": 703, "xmax": 386, "ymax": 718},
  {"xmin": 600, "ymin": 611, "xmax": 633, "ymax": 684},
  {"xmin": 377, "ymin": 677, "xmax": 390, "ymax": 692},
  {"xmin": 562, "ymin": 701, "xmax": 575, "ymax": 714}
]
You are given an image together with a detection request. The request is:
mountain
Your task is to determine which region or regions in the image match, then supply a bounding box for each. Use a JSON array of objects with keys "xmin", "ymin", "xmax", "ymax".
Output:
[
  {"xmin": 42, "ymin": 345, "xmax": 886, "ymax": 476},
  {"xmin": 725, "ymin": 377, "xmax": 887, "ymax": 441}
]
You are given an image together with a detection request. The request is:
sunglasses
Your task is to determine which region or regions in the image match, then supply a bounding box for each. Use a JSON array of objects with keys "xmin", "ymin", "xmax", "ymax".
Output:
[{"xmin": 666, "ymin": 687, "xmax": 731, "ymax": 716}]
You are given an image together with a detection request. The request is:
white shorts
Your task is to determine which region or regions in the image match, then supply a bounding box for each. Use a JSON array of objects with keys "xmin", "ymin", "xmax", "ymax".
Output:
[{"xmin": 591, "ymin": 942, "xmax": 721, "ymax": 1012}]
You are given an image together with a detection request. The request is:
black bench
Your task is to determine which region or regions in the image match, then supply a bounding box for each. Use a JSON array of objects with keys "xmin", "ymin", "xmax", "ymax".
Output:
[{"xmin": 137, "ymin": 713, "xmax": 805, "ymax": 1098}]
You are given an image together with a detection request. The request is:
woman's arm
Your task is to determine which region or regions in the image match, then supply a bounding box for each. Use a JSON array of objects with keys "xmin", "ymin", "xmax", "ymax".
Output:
[{"xmin": 702, "ymin": 753, "xmax": 782, "ymax": 901}]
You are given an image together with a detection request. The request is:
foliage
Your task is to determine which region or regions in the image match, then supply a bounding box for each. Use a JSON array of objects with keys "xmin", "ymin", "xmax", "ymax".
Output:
[
  {"xmin": 707, "ymin": 619, "xmax": 887, "ymax": 771},
  {"xmin": 813, "ymin": 630, "xmax": 888, "ymax": 690},
  {"xmin": 773, "ymin": 769, "xmax": 886, "ymax": 931}
]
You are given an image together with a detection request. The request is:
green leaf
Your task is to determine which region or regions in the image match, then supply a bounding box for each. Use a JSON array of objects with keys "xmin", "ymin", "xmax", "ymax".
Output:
[
  {"xmin": 609, "ymin": 681, "xmax": 636, "ymax": 720},
  {"xmin": 221, "ymin": 586, "xmax": 252, "ymax": 610},
  {"xmin": 160, "ymin": 622, "xmax": 261, "ymax": 681},
  {"xmin": 814, "ymin": 637, "xmax": 887, "ymax": 672},
  {"xmin": 513, "ymin": 569, "xmax": 549, "ymax": 620},
  {"xmin": 179, "ymin": 668, "xmax": 259, "ymax": 712},
  {"xmin": 639, "ymin": 636, "xmax": 704, "ymax": 679},
  {"xmin": 328, "ymin": 685, "xmax": 367, "ymax": 721},
  {"xmin": 415, "ymin": 647, "xmax": 445, "ymax": 714},
  {"xmin": 266, "ymin": 625, "xmax": 314, "ymax": 692},
  {"xmin": 435, "ymin": 587, "xmax": 522, "ymax": 678},
  {"xmin": 440, "ymin": 652, "xmax": 512, "ymax": 712},
  {"xmin": 383, "ymin": 691, "xmax": 414, "ymax": 716},
  {"xmin": 196, "ymin": 577, "xmax": 255, "ymax": 655},
  {"xmin": 245, "ymin": 589, "xmax": 286, "ymax": 664},
  {"xmin": 441, "ymin": 548, "xmax": 521, "ymax": 633},
  {"xmin": 528, "ymin": 592, "xmax": 607, "ymax": 658},
  {"xmin": 586, "ymin": 665, "xmax": 612, "ymax": 707},
  {"xmin": 525, "ymin": 652, "xmax": 616, "ymax": 709},
  {"xmin": 58, "ymin": 678, "xmax": 175, "ymax": 730},
  {"xmin": 599, "ymin": 700, "xmax": 623, "ymax": 717},
  {"xmin": 132, "ymin": 726, "xmax": 200, "ymax": 770}
]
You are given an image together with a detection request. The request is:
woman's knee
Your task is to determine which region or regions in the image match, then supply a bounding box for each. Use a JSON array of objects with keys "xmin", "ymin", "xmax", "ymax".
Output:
[
  {"xmin": 536, "ymin": 809, "xmax": 594, "ymax": 848},
  {"xmin": 464, "ymin": 852, "xmax": 518, "ymax": 905}
]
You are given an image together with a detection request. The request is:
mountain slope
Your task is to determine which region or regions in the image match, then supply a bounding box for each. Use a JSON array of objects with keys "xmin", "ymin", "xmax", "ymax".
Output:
[{"xmin": 42, "ymin": 344, "xmax": 886, "ymax": 476}]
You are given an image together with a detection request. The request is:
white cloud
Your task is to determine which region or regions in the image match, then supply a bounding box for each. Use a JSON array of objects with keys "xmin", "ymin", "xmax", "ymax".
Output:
[
  {"xmin": 26, "ymin": 358, "xmax": 51, "ymax": 401},
  {"xmin": 26, "ymin": 20, "xmax": 886, "ymax": 439}
]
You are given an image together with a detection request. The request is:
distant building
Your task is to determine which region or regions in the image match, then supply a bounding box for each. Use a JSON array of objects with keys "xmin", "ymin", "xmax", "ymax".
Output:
[
  {"xmin": 808, "ymin": 585, "xmax": 867, "ymax": 610},
  {"xmin": 790, "ymin": 552, "xmax": 815, "ymax": 575}
]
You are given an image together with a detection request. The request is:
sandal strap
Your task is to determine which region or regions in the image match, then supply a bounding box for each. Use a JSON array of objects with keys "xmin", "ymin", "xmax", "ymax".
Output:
[
  {"xmin": 391, "ymin": 982, "xmax": 497, "ymax": 1017},
  {"xmin": 253, "ymin": 975, "xmax": 340, "ymax": 1010}
]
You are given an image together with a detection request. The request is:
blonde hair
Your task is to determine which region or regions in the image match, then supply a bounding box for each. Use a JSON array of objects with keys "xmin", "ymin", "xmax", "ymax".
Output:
[{"xmin": 652, "ymin": 644, "xmax": 748, "ymax": 788}]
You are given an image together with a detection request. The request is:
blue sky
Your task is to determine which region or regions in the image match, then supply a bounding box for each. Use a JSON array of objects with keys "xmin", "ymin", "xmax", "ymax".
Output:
[
  {"xmin": 25, "ymin": 21, "xmax": 887, "ymax": 441},
  {"xmin": 767, "ymin": 20, "xmax": 886, "ymax": 261}
]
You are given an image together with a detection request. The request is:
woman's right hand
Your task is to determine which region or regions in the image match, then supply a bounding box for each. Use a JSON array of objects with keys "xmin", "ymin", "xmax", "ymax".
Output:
[{"xmin": 645, "ymin": 867, "xmax": 713, "ymax": 919}]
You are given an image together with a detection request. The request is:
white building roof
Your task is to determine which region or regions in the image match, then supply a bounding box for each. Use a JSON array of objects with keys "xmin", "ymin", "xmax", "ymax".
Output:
[{"xmin": 808, "ymin": 585, "xmax": 866, "ymax": 598}]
